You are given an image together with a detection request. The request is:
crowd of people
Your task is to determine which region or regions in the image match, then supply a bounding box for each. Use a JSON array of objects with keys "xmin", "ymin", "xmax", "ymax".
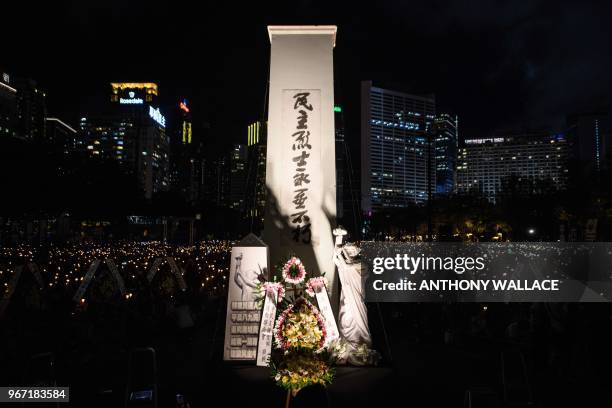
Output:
[
  {"xmin": 0, "ymin": 240, "xmax": 232, "ymax": 303},
  {"xmin": 1, "ymin": 240, "xmax": 612, "ymax": 407},
  {"xmin": 0, "ymin": 241, "xmax": 233, "ymax": 406}
]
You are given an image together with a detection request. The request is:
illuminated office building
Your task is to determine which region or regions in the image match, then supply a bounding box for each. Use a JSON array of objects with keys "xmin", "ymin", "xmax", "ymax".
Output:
[
  {"xmin": 434, "ymin": 113, "xmax": 459, "ymax": 194},
  {"xmin": 245, "ymin": 121, "xmax": 267, "ymax": 227},
  {"xmin": 334, "ymin": 104, "xmax": 360, "ymax": 233},
  {"xmin": 202, "ymin": 157, "xmax": 230, "ymax": 207},
  {"xmin": 335, "ymin": 105, "xmax": 345, "ymax": 219},
  {"xmin": 179, "ymin": 99, "xmax": 192, "ymax": 145},
  {"xmin": 140, "ymin": 107, "xmax": 170, "ymax": 199},
  {"xmin": 171, "ymin": 99, "xmax": 206, "ymax": 205},
  {"xmin": 0, "ymin": 71, "xmax": 17, "ymax": 138},
  {"xmin": 78, "ymin": 117, "xmax": 132, "ymax": 162},
  {"xmin": 113, "ymin": 83, "xmax": 168, "ymax": 199},
  {"xmin": 77, "ymin": 82, "xmax": 169, "ymax": 199},
  {"xmin": 228, "ymin": 144, "xmax": 248, "ymax": 210},
  {"xmin": 361, "ymin": 81, "xmax": 435, "ymax": 214},
  {"xmin": 566, "ymin": 112, "xmax": 611, "ymax": 173},
  {"xmin": 456, "ymin": 132, "xmax": 569, "ymax": 203}
]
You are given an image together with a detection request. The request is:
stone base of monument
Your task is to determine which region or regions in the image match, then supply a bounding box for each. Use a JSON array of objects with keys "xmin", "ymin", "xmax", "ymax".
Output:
[{"xmin": 208, "ymin": 365, "xmax": 396, "ymax": 408}]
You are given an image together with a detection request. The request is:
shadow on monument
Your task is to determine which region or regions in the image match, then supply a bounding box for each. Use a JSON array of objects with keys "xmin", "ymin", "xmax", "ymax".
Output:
[{"xmin": 262, "ymin": 185, "xmax": 322, "ymax": 277}]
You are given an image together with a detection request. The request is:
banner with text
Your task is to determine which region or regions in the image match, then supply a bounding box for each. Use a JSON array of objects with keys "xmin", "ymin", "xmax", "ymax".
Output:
[{"xmin": 362, "ymin": 242, "xmax": 612, "ymax": 302}]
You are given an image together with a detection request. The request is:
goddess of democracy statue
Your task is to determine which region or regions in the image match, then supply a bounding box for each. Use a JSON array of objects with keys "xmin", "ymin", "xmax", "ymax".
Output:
[{"xmin": 333, "ymin": 228, "xmax": 379, "ymax": 365}]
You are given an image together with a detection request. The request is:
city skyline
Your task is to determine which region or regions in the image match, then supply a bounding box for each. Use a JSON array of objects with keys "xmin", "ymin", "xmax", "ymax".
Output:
[
  {"xmin": 1, "ymin": 5, "xmax": 612, "ymax": 245},
  {"xmin": 2, "ymin": 0, "xmax": 611, "ymax": 151}
]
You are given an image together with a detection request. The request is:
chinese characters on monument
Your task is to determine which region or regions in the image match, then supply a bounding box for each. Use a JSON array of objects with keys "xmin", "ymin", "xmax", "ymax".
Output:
[{"xmin": 287, "ymin": 91, "xmax": 320, "ymax": 244}]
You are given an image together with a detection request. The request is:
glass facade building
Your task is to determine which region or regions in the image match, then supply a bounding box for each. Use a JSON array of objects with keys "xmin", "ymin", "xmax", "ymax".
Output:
[
  {"xmin": 361, "ymin": 81, "xmax": 435, "ymax": 214},
  {"xmin": 245, "ymin": 121, "xmax": 267, "ymax": 227},
  {"xmin": 566, "ymin": 112, "xmax": 611, "ymax": 173},
  {"xmin": 456, "ymin": 132, "xmax": 569, "ymax": 203},
  {"xmin": 434, "ymin": 113, "xmax": 458, "ymax": 195},
  {"xmin": 228, "ymin": 144, "xmax": 247, "ymax": 211}
]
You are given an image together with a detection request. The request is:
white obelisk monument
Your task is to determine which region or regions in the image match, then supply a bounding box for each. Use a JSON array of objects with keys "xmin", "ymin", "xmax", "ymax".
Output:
[{"xmin": 263, "ymin": 25, "xmax": 338, "ymax": 311}]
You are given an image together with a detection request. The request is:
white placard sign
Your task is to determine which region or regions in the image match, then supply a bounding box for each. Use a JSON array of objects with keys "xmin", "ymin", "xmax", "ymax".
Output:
[
  {"xmin": 314, "ymin": 285, "xmax": 339, "ymax": 346},
  {"xmin": 223, "ymin": 235, "xmax": 269, "ymax": 362},
  {"xmin": 256, "ymin": 289, "xmax": 278, "ymax": 366}
]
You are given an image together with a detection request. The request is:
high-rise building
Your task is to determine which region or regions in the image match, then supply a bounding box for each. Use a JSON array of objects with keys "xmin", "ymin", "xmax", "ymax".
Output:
[
  {"xmin": 45, "ymin": 117, "xmax": 77, "ymax": 154},
  {"xmin": 456, "ymin": 132, "xmax": 569, "ymax": 203},
  {"xmin": 77, "ymin": 116, "xmax": 132, "ymax": 163},
  {"xmin": 77, "ymin": 82, "xmax": 169, "ymax": 199},
  {"xmin": 334, "ymin": 104, "xmax": 360, "ymax": 235},
  {"xmin": 361, "ymin": 81, "xmax": 436, "ymax": 214},
  {"xmin": 202, "ymin": 157, "xmax": 230, "ymax": 207},
  {"xmin": 0, "ymin": 71, "xmax": 17, "ymax": 139},
  {"xmin": 171, "ymin": 99, "xmax": 205, "ymax": 205},
  {"xmin": 228, "ymin": 144, "xmax": 248, "ymax": 211},
  {"xmin": 112, "ymin": 83, "xmax": 169, "ymax": 199},
  {"xmin": 179, "ymin": 99, "xmax": 193, "ymax": 145},
  {"xmin": 335, "ymin": 105, "xmax": 345, "ymax": 220},
  {"xmin": 14, "ymin": 78, "xmax": 46, "ymax": 141},
  {"xmin": 566, "ymin": 112, "xmax": 611, "ymax": 173},
  {"xmin": 245, "ymin": 121, "xmax": 267, "ymax": 229},
  {"xmin": 434, "ymin": 113, "xmax": 459, "ymax": 194}
]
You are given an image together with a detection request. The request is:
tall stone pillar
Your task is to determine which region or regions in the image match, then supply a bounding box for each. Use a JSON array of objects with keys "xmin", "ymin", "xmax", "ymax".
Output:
[{"xmin": 263, "ymin": 25, "xmax": 338, "ymax": 312}]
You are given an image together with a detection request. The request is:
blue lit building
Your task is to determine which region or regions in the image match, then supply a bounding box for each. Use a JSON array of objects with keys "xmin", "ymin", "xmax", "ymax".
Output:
[
  {"xmin": 335, "ymin": 105, "xmax": 345, "ymax": 220},
  {"xmin": 434, "ymin": 113, "xmax": 459, "ymax": 194},
  {"xmin": 566, "ymin": 112, "xmax": 611, "ymax": 173},
  {"xmin": 360, "ymin": 81, "xmax": 435, "ymax": 214}
]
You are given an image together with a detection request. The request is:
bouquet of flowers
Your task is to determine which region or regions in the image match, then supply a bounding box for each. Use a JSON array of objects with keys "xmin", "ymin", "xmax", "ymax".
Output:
[{"xmin": 272, "ymin": 352, "xmax": 334, "ymax": 396}]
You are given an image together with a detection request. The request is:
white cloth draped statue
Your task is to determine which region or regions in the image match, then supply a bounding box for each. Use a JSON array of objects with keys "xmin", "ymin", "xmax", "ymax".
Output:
[{"xmin": 332, "ymin": 230, "xmax": 379, "ymax": 365}]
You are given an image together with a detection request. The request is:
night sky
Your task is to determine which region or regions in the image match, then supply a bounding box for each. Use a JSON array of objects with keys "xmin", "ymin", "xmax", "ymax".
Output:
[{"xmin": 2, "ymin": 0, "xmax": 611, "ymax": 152}]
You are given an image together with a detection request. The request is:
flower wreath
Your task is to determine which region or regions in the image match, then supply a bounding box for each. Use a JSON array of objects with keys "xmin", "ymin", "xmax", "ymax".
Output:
[{"xmin": 274, "ymin": 297, "xmax": 327, "ymax": 352}]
